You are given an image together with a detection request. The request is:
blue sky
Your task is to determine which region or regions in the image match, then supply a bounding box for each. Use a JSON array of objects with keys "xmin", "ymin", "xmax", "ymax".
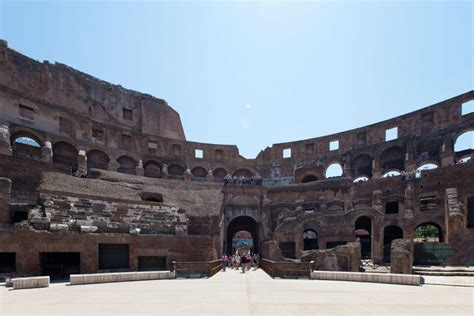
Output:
[{"xmin": 0, "ymin": 0, "xmax": 472, "ymax": 158}]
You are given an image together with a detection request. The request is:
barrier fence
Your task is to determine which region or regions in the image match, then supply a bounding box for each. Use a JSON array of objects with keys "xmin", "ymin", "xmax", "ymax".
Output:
[
  {"xmin": 172, "ymin": 260, "xmax": 222, "ymax": 278},
  {"xmin": 260, "ymin": 259, "xmax": 312, "ymax": 278}
]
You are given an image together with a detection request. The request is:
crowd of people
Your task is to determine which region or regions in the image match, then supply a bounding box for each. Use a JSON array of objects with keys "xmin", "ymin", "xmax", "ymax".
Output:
[
  {"xmin": 220, "ymin": 252, "xmax": 259, "ymax": 273},
  {"xmin": 223, "ymin": 174, "xmax": 263, "ymax": 186}
]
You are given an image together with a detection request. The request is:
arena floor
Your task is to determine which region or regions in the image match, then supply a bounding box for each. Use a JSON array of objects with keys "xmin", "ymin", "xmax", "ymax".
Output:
[{"xmin": 1, "ymin": 269, "xmax": 473, "ymax": 315}]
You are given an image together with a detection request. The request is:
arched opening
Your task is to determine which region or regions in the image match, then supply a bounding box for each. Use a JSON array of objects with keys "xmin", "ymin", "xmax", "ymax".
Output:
[
  {"xmin": 302, "ymin": 175, "xmax": 318, "ymax": 183},
  {"xmin": 144, "ymin": 161, "xmax": 161, "ymax": 178},
  {"xmin": 11, "ymin": 134, "xmax": 42, "ymax": 160},
  {"xmin": 414, "ymin": 222, "xmax": 444, "ymax": 265},
  {"xmin": 117, "ymin": 156, "xmax": 137, "ymax": 175},
  {"xmin": 52, "ymin": 141, "xmax": 78, "ymax": 171},
  {"xmin": 351, "ymin": 154, "xmax": 373, "ymax": 178},
  {"xmin": 355, "ymin": 216, "xmax": 372, "ymax": 259},
  {"xmin": 226, "ymin": 216, "xmax": 258, "ymax": 255},
  {"xmin": 325, "ymin": 163, "xmax": 343, "ymax": 178},
  {"xmin": 303, "ymin": 229, "xmax": 319, "ymax": 250},
  {"xmin": 232, "ymin": 168, "xmax": 253, "ymax": 178},
  {"xmin": 454, "ymin": 131, "xmax": 474, "ymax": 152},
  {"xmin": 87, "ymin": 149, "xmax": 110, "ymax": 171},
  {"xmin": 212, "ymin": 168, "xmax": 228, "ymax": 183},
  {"xmin": 12, "ymin": 210, "xmax": 28, "ymax": 223},
  {"xmin": 416, "ymin": 139, "xmax": 441, "ymax": 163},
  {"xmin": 383, "ymin": 225, "xmax": 403, "ymax": 262},
  {"xmin": 191, "ymin": 167, "xmax": 207, "ymax": 181},
  {"xmin": 231, "ymin": 230, "xmax": 254, "ymax": 255},
  {"xmin": 414, "ymin": 223, "xmax": 442, "ymax": 243},
  {"xmin": 379, "ymin": 146, "xmax": 405, "ymax": 173},
  {"xmin": 382, "ymin": 170, "xmax": 401, "ymax": 177},
  {"xmin": 415, "ymin": 163, "xmax": 438, "ymax": 178},
  {"xmin": 353, "ymin": 176, "xmax": 369, "ymax": 183},
  {"xmin": 168, "ymin": 164, "xmax": 185, "ymax": 180},
  {"xmin": 467, "ymin": 196, "xmax": 474, "ymax": 228}
]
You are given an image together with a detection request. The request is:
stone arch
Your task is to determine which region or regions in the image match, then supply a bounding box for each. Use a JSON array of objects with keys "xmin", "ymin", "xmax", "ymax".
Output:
[
  {"xmin": 87, "ymin": 149, "xmax": 110, "ymax": 171},
  {"xmin": 379, "ymin": 146, "xmax": 405, "ymax": 173},
  {"xmin": 414, "ymin": 222, "xmax": 443, "ymax": 243},
  {"xmin": 415, "ymin": 139, "xmax": 442, "ymax": 163},
  {"xmin": 191, "ymin": 166, "xmax": 207, "ymax": 181},
  {"xmin": 382, "ymin": 170, "xmax": 402, "ymax": 178},
  {"xmin": 144, "ymin": 160, "xmax": 161, "ymax": 178},
  {"xmin": 383, "ymin": 225, "xmax": 403, "ymax": 261},
  {"xmin": 302, "ymin": 175, "xmax": 318, "ymax": 183},
  {"xmin": 355, "ymin": 216, "xmax": 372, "ymax": 259},
  {"xmin": 117, "ymin": 155, "xmax": 137, "ymax": 175},
  {"xmin": 11, "ymin": 131, "xmax": 42, "ymax": 160},
  {"xmin": 212, "ymin": 167, "xmax": 228, "ymax": 182},
  {"xmin": 303, "ymin": 229, "xmax": 319, "ymax": 250},
  {"xmin": 351, "ymin": 153, "xmax": 373, "ymax": 178},
  {"xmin": 325, "ymin": 162, "xmax": 343, "ymax": 178},
  {"xmin": 415, "ymin": 162, "xmax": 438, "ymax": 178},
  {"xmin": 233, "ymin": 168, "xmax": 253, "ymax": 178},
  {"xmin": 52, "ymin": 141, "xmax": 78, "ymax": 171},
  {"xmin": 454, "ymin": 130, "xmax": 474, "ymax": 152},
  {"xmin": 168, "ymin": 163, "xmax": 185, "ymax": 179},
  {"xmin": 226, "ymin": 216, "xmax": 258, "ymax": 255}
]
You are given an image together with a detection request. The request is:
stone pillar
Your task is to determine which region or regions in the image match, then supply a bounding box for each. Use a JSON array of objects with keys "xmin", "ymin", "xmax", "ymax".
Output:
[
  {"xmin": 136, "ymin": 160, "xmax": 144, "ymax": 176},
  {"xmin": 372, "ymin": 216, "xmax": 384, "ymax": 264},
  {"xmin": 0, "ymin": 123, "xmax": 12, "ymax": 156},
  {"xmin": 161, "ymin": 164, "xmax": 169, "ymax": 179},
  {"xmin": 205, "ymin": 169, "xmax": 214, "ymax": 182},
  {"xmin": 108, "ymin": 161, "xmax": 120, "ymax": 172},
  {"xmin": 184, "ymin": 168, "xmax": 193, "ymax": 181},
  {"xmin": 441, "ymin": 136, "xmax": 455, "ymax": 167},
  {"xmin": 41, "ymin": 141, "xmax": 53, "ymax": 162},
  {"xmin": 0, "ymin": 177, "xmax": 11, "ymax": 224},
  {"xmin": 372, "ymin": 158, "xmax": 382, "ymax": 178},
  {"xmin": 343, "ymin": 155, "xmax": 351, "ymax": 177},
  {"xmin": 445, "ymin": 188, "xmax": 464, "ymax": 244},
  {"xmin": 77, "ymin": 150, "xmax": 87, "ymax": 175},
  {"xmin": 390, "ymin": 239, "xmax": 413, "ymax": 274}
]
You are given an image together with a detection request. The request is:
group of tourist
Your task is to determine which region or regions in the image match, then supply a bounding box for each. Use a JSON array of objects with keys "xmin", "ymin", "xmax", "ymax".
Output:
[
  {"xmin": 221, "ymin": 252, "xmax": 259, "ymax": 273},
  {"xmin": 224, "ymin": 174, "xmax": 263, "ymax": 186}
]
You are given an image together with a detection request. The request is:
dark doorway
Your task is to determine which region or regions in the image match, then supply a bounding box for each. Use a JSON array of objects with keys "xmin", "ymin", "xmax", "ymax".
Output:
[
  {"xmin": 138, "ymin": 256, "xmax": 167, "ymax": 271},
  {"xmin": 226, "ymin": 216, "xmax": 258, "ymax": 255},
  {"xmin": 303, "ymin": 230, "xmax": 319, "ymax": 250},
  {"xmin": 467, "ymin": 196, "xmax": 474, "ymax": 228},
  {"xmin": 0, "ymin": 253, "xmax": 16, "ymax": 273},
  {"xmin": 383, "ymin": 225, "xmax": 403, "ymax": 262},
  {"xmin": 355, "ymin": 216, "xmax": 372, "ymax": 259},
  {"xmin": 302, "ymin": 175, "xmax": 318, "ymax": 183},
  {"xmin": 40, "ymin": 252, "xmax": 80, "ymax": 280},
  {"xmin": 99, "ymin": 244, "xmax": 129, "ymax": 270}
]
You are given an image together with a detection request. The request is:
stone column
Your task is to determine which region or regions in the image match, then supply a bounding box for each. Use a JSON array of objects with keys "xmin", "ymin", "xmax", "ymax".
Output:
[
  {"xmin": 441, "ymin": 136, "xmax": 455, "ymax": 167},
  {"xmin": 41, "ymin": 141, "xmax": 53, "ymax": 162},
  {"xmin": 136, "ymin": 160, "xmax": 144, "ymax": 176},
  {"xmin": 372, "ymin": 158, "xmax": 382, "ymax": 178},
  {"xmin": 161, "ymin": 164, "xmax": 169, "ymax": 179},
  {"xmin": 184, "ymin": 168, "xmax": 193, "ymax": 181},
  {"xmin": 77, "ymin": 150, "xmax": 87, "ymax": 175},
  {"xmin": 205, "ymin": 169, "xmax": 214, "ymax": 182},
  {"xmin": 0, "ymin": 123, "xmax": 12, "ymax": 156},
  {"xmin": 108, "ymin": 161, "xmax": 120, "ymax": 172},
  {"xmin": 0, "ymin": 177, "xmax": 11, "ymax": 224}
]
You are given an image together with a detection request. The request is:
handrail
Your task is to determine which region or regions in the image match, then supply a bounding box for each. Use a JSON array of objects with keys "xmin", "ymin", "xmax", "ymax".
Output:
[
  {"xmin": 171, "ymin": 260, "xmax": 222, "ymax": 278},
  {"xmin": 260, "ymin": 258, "xmax": 313, "ymax": 279}
]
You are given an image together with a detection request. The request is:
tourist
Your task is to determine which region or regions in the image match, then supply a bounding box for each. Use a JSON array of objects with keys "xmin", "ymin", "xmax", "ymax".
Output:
[
  {"xmin": 240, "ymin": 253, "xmax": 247, "ymax": 273},
  {"xmin": 221, "ymin": 253, "xmax": 228, "ymax": 272}
]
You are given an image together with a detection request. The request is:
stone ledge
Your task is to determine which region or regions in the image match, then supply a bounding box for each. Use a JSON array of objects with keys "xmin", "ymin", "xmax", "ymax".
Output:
[
  {"xmin": 69, "ymin": 271, "xmax": 176, "ymax": 285},
  {"xmin": 11, "ymin": 276, "xmax": 50, "ymax": 289},
  {"xmin": 310, "ymin": 270, "xmax": 420, "ymax": 286}
]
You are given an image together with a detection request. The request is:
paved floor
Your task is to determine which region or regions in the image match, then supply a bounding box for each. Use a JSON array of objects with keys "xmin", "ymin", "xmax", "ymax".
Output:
[{"xmin": 1, "ymin": 269, "xmax": 473, "ymax": 315}]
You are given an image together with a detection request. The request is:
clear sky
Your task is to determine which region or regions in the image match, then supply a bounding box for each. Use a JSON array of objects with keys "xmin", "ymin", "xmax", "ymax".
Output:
[{"xmin": 0, "ymin": 0, "xmax": 472, "ymax": 158}]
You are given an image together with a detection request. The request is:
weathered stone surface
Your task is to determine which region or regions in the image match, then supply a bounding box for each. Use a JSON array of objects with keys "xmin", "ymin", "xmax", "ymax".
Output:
[
  {"xmin": 390, "ymin": 239, "xmax": 413, "ymax": 274},
  {"xmin": 261, "ymin": 240, "xmax": 285, "ymax": 262},
  {"xmin": 300, "ymin": 241, "xmax": 361, "ymax": 272}
]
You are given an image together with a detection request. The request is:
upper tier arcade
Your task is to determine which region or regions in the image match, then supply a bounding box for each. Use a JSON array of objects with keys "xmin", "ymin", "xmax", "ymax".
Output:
[{"xmin": 0, "ymin": 39, "xmax": 473, "ymax": 184}]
